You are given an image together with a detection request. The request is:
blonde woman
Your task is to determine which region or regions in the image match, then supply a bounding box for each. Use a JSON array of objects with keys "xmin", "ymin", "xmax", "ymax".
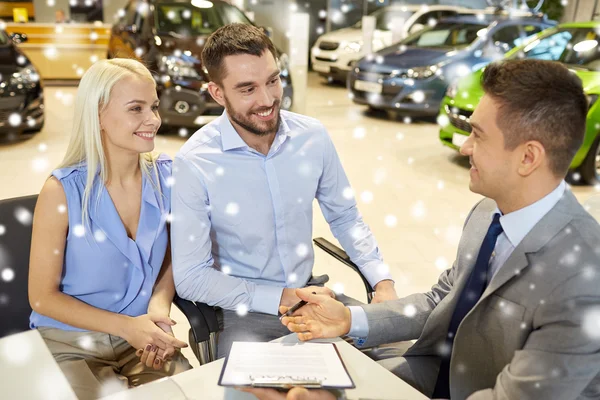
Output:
[{"xmin": 28, "ymin": 58, "xmax": 191, "ymax": 399}]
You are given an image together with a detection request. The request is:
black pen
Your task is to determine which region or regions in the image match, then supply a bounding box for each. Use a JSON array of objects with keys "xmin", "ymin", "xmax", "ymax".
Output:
[{"xmin": 279, "ymin": 291, "xmax": 316, "ymax": 321}]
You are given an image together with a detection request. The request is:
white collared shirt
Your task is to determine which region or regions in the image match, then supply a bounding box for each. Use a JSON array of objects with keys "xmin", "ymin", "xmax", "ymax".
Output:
[{"xmin": 489, "ymin": 180, "xmax": 566, "ymax": 282}]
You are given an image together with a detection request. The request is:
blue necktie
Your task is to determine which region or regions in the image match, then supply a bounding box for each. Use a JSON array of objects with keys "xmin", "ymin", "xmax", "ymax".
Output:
[{"xmin": 432, "ymin": 213, "xmax": 503, "ymax": 399}]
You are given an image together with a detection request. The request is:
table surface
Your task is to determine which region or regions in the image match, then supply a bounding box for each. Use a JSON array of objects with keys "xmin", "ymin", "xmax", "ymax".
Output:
[{"xmin": 103, "ymin": 334, "xmax": 428, "ymax": 400}]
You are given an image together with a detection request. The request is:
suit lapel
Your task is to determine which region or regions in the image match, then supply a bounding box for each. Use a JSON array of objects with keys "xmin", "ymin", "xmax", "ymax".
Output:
[{"xmin": 478, "ymin": 190, "xmax": 578, "ymax": 303}]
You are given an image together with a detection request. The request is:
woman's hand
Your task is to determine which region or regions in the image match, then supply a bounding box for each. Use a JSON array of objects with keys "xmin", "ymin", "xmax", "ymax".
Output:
[
  {"xmin": 120, "ymin": 313, "xmax": 187, "ymax": 354},
  {"xmin": 135, "ymin": 320, "xmax": 178, "ymax": 369}
]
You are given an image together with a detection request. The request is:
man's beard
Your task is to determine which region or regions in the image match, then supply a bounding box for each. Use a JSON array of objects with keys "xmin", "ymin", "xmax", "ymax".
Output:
[{"xmin": 225, "ymin": 96, "xmax": 282, "ymax": 137}]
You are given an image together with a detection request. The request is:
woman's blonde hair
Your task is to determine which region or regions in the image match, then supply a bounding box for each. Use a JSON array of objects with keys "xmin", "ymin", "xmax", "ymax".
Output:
[{"xmin": 57, "ymin": 58, "xmax": 162, "ymax": 224}]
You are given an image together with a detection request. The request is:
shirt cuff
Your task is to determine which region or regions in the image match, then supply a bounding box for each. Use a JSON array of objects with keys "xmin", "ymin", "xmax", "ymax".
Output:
[
  {"xmin": 360, "ymin": 260, "xmax": 394, "ymax": 289},
  {"xmin": 347, "ymin": 306, "xmax": 369, "ymax": 345},
  {"xmin": 250, "ymin": 285, "xmax": 285, "ymax": 315}
]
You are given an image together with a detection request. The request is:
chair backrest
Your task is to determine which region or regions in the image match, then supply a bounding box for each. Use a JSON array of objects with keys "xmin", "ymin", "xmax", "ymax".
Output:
[{"xmin": 0, "ymin": 195, "xmax": 38, "ymax": 338}]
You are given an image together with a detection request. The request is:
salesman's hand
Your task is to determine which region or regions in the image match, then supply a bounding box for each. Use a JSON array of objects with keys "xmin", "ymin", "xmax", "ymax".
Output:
[
  {"xmin": 279, "ymin": 286, "xmax": 335, "ymax": 308},
  {"xmin": 372, "ymin": 280, "xmax": 398, "ymax": 304},
  {"xmin": 239, "ymin": 387, "xmax": 336, "ymax": 400},
  {"xmin": 280, "ymin": 288, "xmax": 351, "ymax": 341}
]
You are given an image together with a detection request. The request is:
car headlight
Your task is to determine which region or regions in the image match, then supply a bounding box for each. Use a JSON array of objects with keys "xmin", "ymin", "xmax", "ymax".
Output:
[
  {"xmin": 9, "ymin": 65, "xmax": 40, "ymax": 87},
  {"xmin": 446, "ymin": 81, "xmax": 458, "ymax": 99},
  {"xmin": 158, "ymin": 55, "xmax": 201, "ymax": 79},
  {"xmin": 343, "ymin": 41, "xmax": 362, "ymax": 53},
  {"xmin": 278, "ymin": 53, "xmax": 290, "ymax": 78},
  {"xmin": 406, "ymin": 65, "xmax": 438, "ymax": 79},
  {"xmin": 587, "ymin": 94, "xmax": 598, "ymax": 111}
]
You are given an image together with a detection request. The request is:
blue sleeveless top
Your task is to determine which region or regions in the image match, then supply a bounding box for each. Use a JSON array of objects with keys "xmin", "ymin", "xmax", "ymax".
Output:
[{"xmin": 30, "ymin": 154, "xmax": 173, "ymax": 331}]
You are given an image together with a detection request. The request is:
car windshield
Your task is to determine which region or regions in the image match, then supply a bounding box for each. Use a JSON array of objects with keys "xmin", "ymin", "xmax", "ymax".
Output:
[
  {"xmin": 155, "ymin": 2, "xmax": 248, "ymax": 35},
  {"xmin": 402, "ymin": 22, "xmax": 485, "ymax": 49},
  {"xmin": 511, "ymin": 27, "xmax": 600, "ymax": 72},
  {"xmin": 354, "ymin": 9, "xmax": 414, "ymax": 31}
]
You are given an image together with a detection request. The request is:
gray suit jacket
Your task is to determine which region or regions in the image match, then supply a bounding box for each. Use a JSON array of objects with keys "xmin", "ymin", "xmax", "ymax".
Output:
[{"xmin": 361, "ymin": 190, "xmax": 600, "ymax": 400}]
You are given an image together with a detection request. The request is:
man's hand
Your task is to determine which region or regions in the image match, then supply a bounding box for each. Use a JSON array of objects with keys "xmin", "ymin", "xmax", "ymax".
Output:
[
  {"xmin": 279, "ymin": 286, "xmax": 335, "ymax": 308},
  {"xmin": 280, "ymin": 288, "xmax": 351, "ymax": 341},
  {"xmin": 239, "ymin": 387, "xmax": 336, "ymax": 400},
  {"xmin": 372, "ymin": 280, "xmax": 398, "ymax": 304}
]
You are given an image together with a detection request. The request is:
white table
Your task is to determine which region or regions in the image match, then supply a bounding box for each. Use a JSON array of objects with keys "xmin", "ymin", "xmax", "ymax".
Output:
[{"xmin": 104, "ymin": 334, "xmax": 428, "ymax": 400}]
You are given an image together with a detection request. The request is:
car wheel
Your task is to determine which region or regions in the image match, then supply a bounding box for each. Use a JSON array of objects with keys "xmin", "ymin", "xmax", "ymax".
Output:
[{"xmin": 579, "ymin": 135, "xmax": 600, "ymax": 185}]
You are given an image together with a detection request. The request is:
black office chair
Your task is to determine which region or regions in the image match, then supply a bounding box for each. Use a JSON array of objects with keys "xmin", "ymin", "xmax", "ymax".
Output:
[
  {"xmin": 178, "ymin": 236, "xmax": 376, "ymax": 365},
  {"xmin": 0, "ymin": 195, "xmax": 375, "ymax": 366}
]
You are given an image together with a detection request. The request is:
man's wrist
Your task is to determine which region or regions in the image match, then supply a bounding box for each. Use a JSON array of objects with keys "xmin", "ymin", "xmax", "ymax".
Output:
[
  {"xmin": 374, "ymin": 279, "xmax": 394, "ymax": 291},
  {"xmin": 343, "ymin": 306, "xmax": 352, "ymax": 336}
]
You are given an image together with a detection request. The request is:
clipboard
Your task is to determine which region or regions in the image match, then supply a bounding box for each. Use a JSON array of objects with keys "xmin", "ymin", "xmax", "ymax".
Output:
[{"xmin": 218, "ymin": 342, "xmax": 356, "ymax": 390}]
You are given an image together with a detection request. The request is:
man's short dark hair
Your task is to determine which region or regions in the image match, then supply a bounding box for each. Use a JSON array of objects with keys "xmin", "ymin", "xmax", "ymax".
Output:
[
  {"xmin": 481, "ymin": 59, "xmax": 587, "ymax": 177},
  {"xmin": 201, "ymin": 23, "xmax": 278, "ymax": 84}
]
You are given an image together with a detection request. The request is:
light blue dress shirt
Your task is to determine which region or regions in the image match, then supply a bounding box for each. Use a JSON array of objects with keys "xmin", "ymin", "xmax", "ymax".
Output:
[
  {"xmin": 348, "ymin": 181, "xmax": 567, "ymax": 339},
  {"xmin": 30, "ymin": 154, "xmax": 173, "ymax": 331},
  {"xmin": 171, "ymin": 110, "xmax": 391, "ymax": 316}
]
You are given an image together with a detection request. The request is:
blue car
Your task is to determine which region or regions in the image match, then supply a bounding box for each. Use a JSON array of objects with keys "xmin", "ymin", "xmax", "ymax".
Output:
[{"xmin": 348, "ymin": 12, "xmax": 555, "ymax": 117}]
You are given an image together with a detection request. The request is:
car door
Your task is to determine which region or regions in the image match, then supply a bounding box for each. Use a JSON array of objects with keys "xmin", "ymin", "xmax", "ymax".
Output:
[{"xmin": 110, "ymin": 0, "xmax": 138, "ymax": 58}]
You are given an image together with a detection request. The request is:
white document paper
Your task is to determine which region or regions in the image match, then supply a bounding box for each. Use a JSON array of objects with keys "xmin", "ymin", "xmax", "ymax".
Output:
[{"xmin": 219, "ymin": 342, "xmax": 355, "ymax": 389}]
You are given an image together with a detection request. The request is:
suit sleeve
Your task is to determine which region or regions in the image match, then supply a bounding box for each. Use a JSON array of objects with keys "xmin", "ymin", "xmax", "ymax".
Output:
[
  {"xmin": 357, "ymin": 199, "xmax": 486, "ymax": 348},
  {"xmin": 359, "ymin": 264, "xmax": 457, "ymax": 348},
  {"xmin": 467, "ymin": 270, "xmax": 600, "ymax": 400}
]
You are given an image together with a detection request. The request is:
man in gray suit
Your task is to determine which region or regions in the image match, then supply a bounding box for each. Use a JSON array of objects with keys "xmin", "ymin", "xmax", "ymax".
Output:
[{"xmin": 280, "ymin": 59, "xmax": 600, "ymax": 400}]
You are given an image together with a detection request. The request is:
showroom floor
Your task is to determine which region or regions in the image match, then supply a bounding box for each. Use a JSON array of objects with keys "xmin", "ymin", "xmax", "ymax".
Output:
[{"xmin": 1, "ymin": 73, "xmax": 599, "ymax": 367}]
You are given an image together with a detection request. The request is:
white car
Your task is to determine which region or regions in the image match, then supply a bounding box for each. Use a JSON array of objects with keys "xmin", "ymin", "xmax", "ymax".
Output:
[{"xmin": 311, "ymin": 4, "xmax": 469, "ymax": 82}]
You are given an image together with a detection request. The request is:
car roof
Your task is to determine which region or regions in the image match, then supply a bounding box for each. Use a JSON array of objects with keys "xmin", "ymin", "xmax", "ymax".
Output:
[
  {"xmin": 439, "ymin": 14, "xmax": 549, "ymax": 26},
  {"xmin": 381, "ymin": 4, "xmax": 469, "ymax": 12},
  {"xmin": 153, "ymin": 0, "xmax": 227, "ymax": 5},
  {"xmin": 558, "ymin": 21, "xmax": 600, "ymax": 29}
]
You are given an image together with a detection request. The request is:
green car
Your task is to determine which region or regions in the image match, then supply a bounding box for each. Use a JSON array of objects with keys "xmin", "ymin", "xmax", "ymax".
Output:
[{"xmin": 439, "ymin": 22, "xmax": 600, "ymax": 184}]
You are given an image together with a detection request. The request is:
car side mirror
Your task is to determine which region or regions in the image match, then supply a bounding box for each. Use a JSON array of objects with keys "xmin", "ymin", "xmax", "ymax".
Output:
[
  {"xmin": 409, "ymin": 23, "xmax": 424, "ymax": 35},
  {"xmin": 121, "ymin": 25, "xmax": 137, "ymax": 34},
  {"xmin": 260, "ymin": 26, "xmax": 273, "ymax": 38},
  {"xmin": 9, "ymin": 32, "xmax": 28, "ymax": 44}
]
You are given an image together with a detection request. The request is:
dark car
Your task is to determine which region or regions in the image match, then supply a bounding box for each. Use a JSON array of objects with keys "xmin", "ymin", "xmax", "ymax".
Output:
[
  {"xmin": 108, "ymin": 0, "xmax": 293, "ymax": 130},
  {"xmin": 0, "ymin": 30, "xmax": 44, "ymax": 140},
  {"xmin": 348, "ymin": 11, "xmax": 554, "ymax": 117}
]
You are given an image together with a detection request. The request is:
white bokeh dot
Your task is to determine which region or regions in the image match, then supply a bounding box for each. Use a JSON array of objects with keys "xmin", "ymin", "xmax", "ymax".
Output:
[
  {"xmin": 583, "ymin": 307, "xmax": 600, "ymax": 340},
  {"xmin": 360, "ymin": 191, "xmax": 374, "ymax": 204},
  {"xmin": 14, "ymin": 207, "xmax": 33, "ymax": 225},
  {"xmin": 216, "ymin": 167, "xmax": 225, "ymax": 176},
  {"xmin": 411, "ymin": 201, "xmax": 427, "ymax": 219},
  {"xmin": 384, "ymin": 214, "xmax": 397, "ymax": 227},
  {"xmin": 288, "ymin": 273, "xmax": 298, "ymax": 283},
  {"xmin": 8, "ymin": 113, "xmax": 22, "ymax": 127},
  {"xmin": 403, "ymin": 304, "xmax": 417, "ymax": 317},
  {"xmin": 236, "ymin": 304, "xmax": 249, "ymax": 317},
  {"xmin": 435, "ymin": 257, "xmax": 448, "ymax": 271},
  {"xmin": 2, "ymin": 268, "xmax": 15, "ymax": 282},
  {"xmin": 342, "ymin": 187, "xmax": 354, "ymax": 200},
  {"xmin": 222, "ymin": 265, "xmax": 232, "ymax": 275},
  {"xmin": 0, "ymin": 225, "xmax": 5, "ymax": 236},
  {"xmin": 296, "ymin": 243, "xmax": 309, "ymax": 258},
  {"xmin": 225, "ymin": 202, "xmax": 239, "ymax": 216},
  {"xmin": 353, "ymin": 127, "xmax": 366, "ymax": 139},
  {"xmin": 166, "ymin": 176, "xmax": 175, "ymax": 187},
  {"xmin": 73, "ymin": 224, "xmax": 85, "ymax": 237},
  {"xmin": 94, "ymin": 230, "xmax": 106, "ymax": 243},
  {"xmin": 333, "ymin": 282, "xmax": 345, "ymax": 295},
  {"xmin": 77, "ymin": 335, "xmax": 94, "ymax": 351}
]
